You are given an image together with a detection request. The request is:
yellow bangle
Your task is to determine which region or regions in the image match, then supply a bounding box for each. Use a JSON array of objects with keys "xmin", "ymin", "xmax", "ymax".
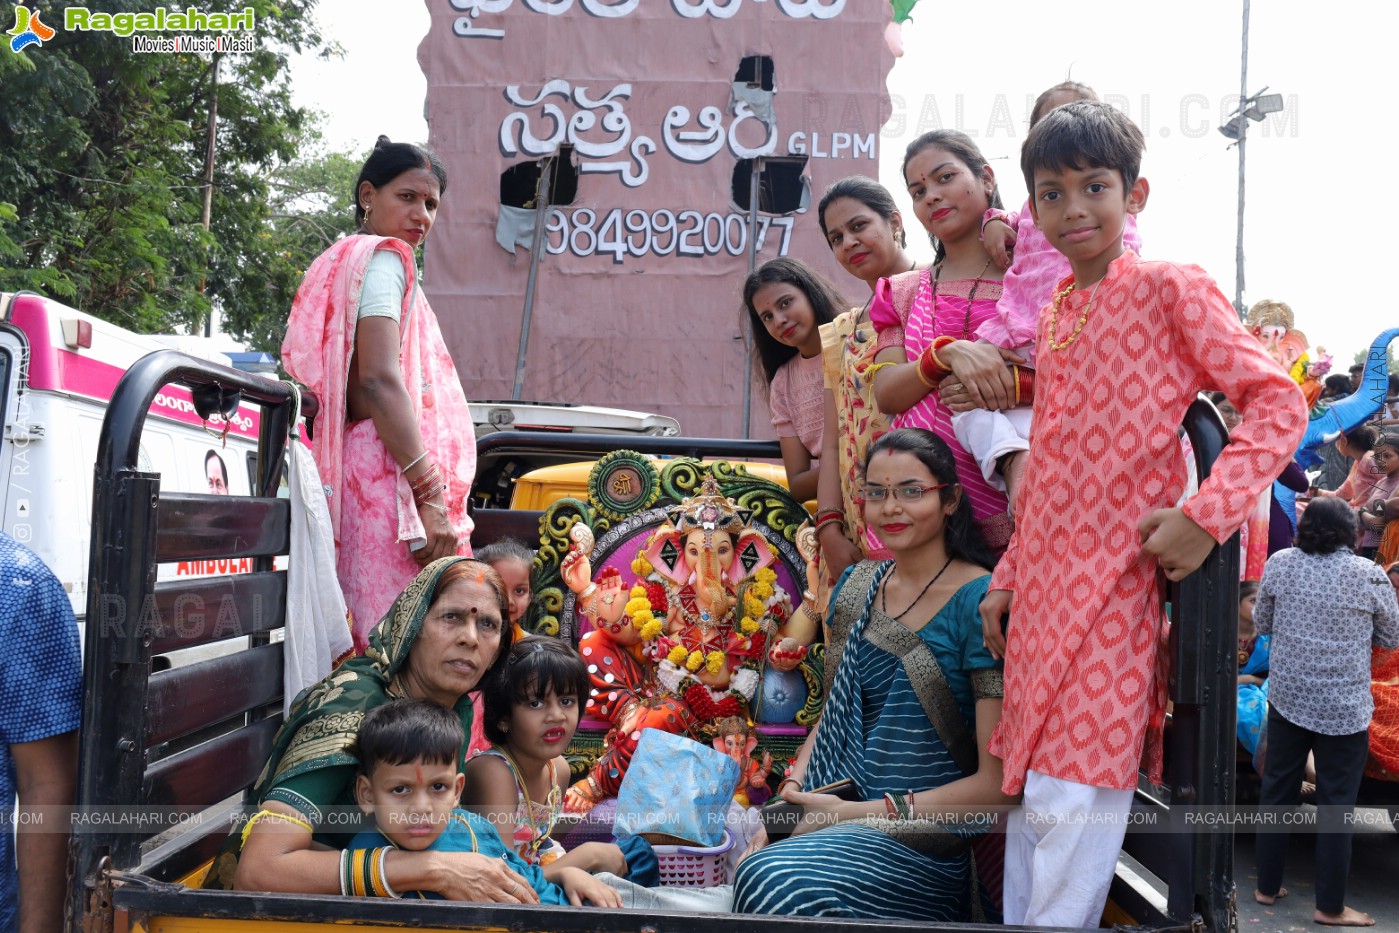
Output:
[
  {"xmin": 351, "ymin": 847, "xmax": 368, "ymax": 897},
  {"xmin": 240, "ymin": 808, "xmax": 313, "ymax": 848}
]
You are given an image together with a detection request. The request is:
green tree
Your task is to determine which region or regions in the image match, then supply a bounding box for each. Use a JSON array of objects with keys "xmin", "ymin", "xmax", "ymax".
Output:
[
  {"xmin": 1353, "ymin": 345, "xmax": 1399, "ymax": 376},
  {"xmin": 213, "ymin": 135, "xmax": 361, "ymax": 352},
  {"xmin": 0, "ymin": 0, "xmax": 333, "ymax": 340}
]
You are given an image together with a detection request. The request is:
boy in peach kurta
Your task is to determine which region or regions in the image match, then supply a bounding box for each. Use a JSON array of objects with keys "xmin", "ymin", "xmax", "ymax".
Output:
[{"xmin": 979, "ymin": 102, "xmax": 1307, "ymax": 927}]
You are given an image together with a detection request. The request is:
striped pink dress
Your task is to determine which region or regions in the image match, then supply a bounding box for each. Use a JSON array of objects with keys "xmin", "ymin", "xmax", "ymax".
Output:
[{"xmin": 871, "ymin": 269, "xmax": 1011, "ymax": 548}]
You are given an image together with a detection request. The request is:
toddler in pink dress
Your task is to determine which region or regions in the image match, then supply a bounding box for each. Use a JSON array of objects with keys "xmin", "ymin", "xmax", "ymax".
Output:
[{"xmin": 951, "ymin": 81, "xmax": 1141, "ymax": 511}]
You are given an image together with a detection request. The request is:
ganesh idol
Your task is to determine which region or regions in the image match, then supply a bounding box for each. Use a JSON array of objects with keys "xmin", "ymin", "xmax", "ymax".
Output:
[{"xmin": 559, "ymin": 474, "xmax": 815, "ymax": 813}]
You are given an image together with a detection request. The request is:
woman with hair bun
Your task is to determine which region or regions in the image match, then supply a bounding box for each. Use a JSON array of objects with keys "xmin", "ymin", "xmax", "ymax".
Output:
[
  {"xmin": 1252, "ymin": 496, "xmax": 1399, "ymax": 927},
  {"xmin": 283, "ymin": 137, "xmax": 476, "ymax": 650}
]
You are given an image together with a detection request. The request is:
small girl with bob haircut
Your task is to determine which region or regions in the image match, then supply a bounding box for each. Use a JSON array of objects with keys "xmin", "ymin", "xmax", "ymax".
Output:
[
  {"xmin": 743, "ymin": 257, "xmax": 846, "ymax": 502},
  {"xmin": 463, "ymin": 636, "xmax": 634, "ymax": 883}
]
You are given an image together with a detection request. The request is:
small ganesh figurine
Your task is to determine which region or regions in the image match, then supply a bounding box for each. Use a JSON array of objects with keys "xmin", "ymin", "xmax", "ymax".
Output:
[{"xmin": 711, "ymin": 716, "xmax": 774, "ymax": 807}]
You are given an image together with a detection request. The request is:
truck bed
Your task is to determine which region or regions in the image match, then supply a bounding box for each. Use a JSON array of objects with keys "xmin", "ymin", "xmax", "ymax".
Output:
[{"xmin": 70, "ymin": 350, "xmax": 1232, "ymax": 933}]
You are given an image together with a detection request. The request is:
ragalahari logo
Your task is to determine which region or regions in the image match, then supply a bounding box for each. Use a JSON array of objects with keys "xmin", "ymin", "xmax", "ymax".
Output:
[{"xmin": 8, "ymin": 4, "xmax": 55, "ymax": 53}]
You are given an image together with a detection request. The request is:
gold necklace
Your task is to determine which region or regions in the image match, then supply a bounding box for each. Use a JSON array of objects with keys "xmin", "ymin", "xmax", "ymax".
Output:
[{"xmin": 1047, "ymin": 276, "xmax": 1104, "ymax": 351}]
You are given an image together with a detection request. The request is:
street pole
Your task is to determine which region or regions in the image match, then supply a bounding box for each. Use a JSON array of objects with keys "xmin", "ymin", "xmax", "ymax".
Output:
[
  {"xmin": 741, "ymin": 158, "xmax": 760, "ymax": 439},
  {"xmin": 513, "ymin": 157, "xmax": 553, "ymax": 401},
  {"xmin": 200, "ymin": 53, "xmax": 220, "ymax": 337},
  {"xmin": 1233, "ymin": 0, "xmax": 1249, "ymax": 319}
]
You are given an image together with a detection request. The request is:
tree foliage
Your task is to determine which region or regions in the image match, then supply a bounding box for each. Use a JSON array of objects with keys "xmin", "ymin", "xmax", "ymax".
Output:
[
  {"xmin": 0, "ymin": 0, "xmax": 355, "ymax": 350},
  {"xmin": 213, "ymin": 139, "xmax": 361, "ymax": 352}
]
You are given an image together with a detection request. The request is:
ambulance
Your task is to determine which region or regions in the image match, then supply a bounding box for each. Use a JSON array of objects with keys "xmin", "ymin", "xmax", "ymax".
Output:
[{"xmin": 0, "ymin": 291, "xmax": 262, "ymax": 621}]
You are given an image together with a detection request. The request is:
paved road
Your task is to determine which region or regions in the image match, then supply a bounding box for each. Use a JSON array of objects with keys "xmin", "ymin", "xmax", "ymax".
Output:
[{"xmin": 1232, "ymin": 808, "xmax": 1397, "ymax": 932}]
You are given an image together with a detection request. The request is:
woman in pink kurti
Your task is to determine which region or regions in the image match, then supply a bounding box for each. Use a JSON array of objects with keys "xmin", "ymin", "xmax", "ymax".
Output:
[
  {"xmin": 282, "ymin": 139, "xmax": 475, "ymax": 650},
  {"xmin": 869, "ymin": 130, "xmax": 1012, "ymax": 550}
]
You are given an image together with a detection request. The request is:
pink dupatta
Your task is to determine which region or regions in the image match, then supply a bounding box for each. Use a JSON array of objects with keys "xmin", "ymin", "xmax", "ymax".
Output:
[{"xmin": 282, "ymin": 235, "xmax": 475, "ymax": 647}]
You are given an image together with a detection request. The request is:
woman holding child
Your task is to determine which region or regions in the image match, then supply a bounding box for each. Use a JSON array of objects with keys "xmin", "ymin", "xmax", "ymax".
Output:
[
  {"xmin": 867, "ymin": 131, "xmax": 1015, "ymax": 550},
  {"xmin": 733, "ymin": 429, "xmax": 1014, "ymax": 922},
  {"xmin": 226, "ymin": 557, "xmax": 534, "ymax": 902}
]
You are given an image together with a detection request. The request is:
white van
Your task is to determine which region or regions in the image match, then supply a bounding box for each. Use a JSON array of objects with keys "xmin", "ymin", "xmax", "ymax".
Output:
[{"xmin": 0, "ymin": 292, "xmax": 262, "ymax": 620}]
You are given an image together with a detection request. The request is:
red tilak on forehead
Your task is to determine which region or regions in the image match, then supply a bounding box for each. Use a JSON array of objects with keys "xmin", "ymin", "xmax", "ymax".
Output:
[{"xmin": 415, "ymin": 764, "xmax": 423, "ymax": 784}]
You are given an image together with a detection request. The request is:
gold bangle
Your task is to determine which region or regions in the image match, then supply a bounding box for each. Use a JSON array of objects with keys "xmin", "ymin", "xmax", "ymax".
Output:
[
  {"xmin": 350, "ymin": 848, "xmax": 369, "ymax": 897},
  {"xmin": 240, "ymin": 808, "xmax": 313, "ymax": 848}
]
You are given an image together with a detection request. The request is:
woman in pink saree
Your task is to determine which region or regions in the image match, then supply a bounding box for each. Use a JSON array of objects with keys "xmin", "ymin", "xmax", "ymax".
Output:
[{"xmin": 283, "ymin": 137, "xmax": 476, "ymax": 651}]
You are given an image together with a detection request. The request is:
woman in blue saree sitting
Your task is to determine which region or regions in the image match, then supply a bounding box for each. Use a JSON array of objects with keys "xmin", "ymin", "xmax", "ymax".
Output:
[{"xmin": 734, "ymin": 428, "xmax": 1015, "ymax": 921}]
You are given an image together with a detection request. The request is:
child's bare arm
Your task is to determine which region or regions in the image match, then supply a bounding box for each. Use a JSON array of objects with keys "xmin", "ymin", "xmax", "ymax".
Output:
[
  {"xmin": 546, "ymin": 841, "xmax": 628, "ymax": 878},
  {"xmin": 460, "ymin": 754, "xmax": 522, "ymax": 853},
  {"xmin": 555, "ymin": 865, "xmax": 624, "ymax": 908},
  {"xmin": 1138, "ymin": 508, "xmax": 1216, "ymax": 582},
  {"xmin": 981, "ymin": 217, "xmax": 1017, "ymax": 270}
]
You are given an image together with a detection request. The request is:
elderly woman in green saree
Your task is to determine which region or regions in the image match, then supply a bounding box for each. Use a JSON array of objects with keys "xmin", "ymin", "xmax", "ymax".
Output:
[
  {"xmin": 225, "ymin": 556, "xmax": 534, "ymax": 901},
  {"xmin": 733, "ymin": 429, "xmax": 1015, "ymax": 921}
]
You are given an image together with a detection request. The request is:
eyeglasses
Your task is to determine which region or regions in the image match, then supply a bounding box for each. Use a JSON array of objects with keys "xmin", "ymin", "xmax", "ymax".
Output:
[{"xmin": 858, "ymin": 483, "xmax": 948, "ymax": 503}]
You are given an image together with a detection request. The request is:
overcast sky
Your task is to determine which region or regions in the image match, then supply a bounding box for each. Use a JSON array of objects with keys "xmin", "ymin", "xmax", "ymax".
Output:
[{"xmin": 291, "ymin": 0, "xmax": 1389, "ymax": 367}]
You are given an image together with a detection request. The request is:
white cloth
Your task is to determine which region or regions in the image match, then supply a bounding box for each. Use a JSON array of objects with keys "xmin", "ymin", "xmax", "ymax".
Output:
[
  {"xmin": 356, "ymin": 250, "xmax": 407, "ymax": 323},
  {"xmin": 1002, "ymin": 769, "xmax": 1134, "ymax": 928},
  {"xmin": 495, "ymin": 203, "xmax": 537, "ymax": 255},
  {"xmin": 598, "ymin": 874, "xmax": 736, "ymax": 912},
  {"xmin": 951, "ymin": 406, "xmax": 1032, "ymax": 492},
  {"xmin": 284, "ymin": 431, "xmax": 353, "ymax": 713}
]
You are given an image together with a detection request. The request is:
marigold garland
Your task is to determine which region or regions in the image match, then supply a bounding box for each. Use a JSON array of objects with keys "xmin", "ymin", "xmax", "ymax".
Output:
[
  {"xmin": 685, "ymin": 650, "xmax": 705, "ymax": 672},
  {"xmin": 667, "ymin": 644, "xmax": 689, "ymax": 666},
  {"xmin": 705, "ymin": 650, "xmax": 725, "ymax": 675},
  {"xmin": 739, "ymin": 616, "xmax": 760, "ymax": 635}
]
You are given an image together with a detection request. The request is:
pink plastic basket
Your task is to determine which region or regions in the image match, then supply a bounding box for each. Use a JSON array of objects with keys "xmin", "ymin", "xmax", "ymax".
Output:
[{"xmin": 652, "ymin": 830, "xmax": 733, "ymax": 887}]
